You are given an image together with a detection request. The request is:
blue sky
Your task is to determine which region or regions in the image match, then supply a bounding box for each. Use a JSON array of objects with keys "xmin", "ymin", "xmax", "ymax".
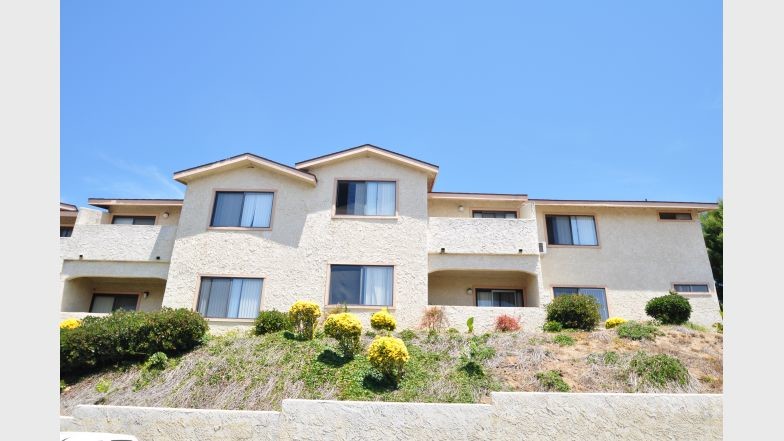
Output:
[{"xmin": 61, "ymin": 1, "xmax": 721, "ymax": 206}]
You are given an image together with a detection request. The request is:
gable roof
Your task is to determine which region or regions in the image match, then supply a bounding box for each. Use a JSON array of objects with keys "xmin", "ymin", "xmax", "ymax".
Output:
[
  {"xmin": 296, "ymin": 144, "xmax": 439, "ymax": 173},
  {"xmin": 173, "ymin": 153, "xmax": 317, "ymax": 185}
]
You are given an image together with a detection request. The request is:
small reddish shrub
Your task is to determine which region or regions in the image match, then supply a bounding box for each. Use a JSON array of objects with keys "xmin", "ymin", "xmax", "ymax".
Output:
[{"xmin": 494, "ymin": 314, "xmax": 521, "ymax": 332}]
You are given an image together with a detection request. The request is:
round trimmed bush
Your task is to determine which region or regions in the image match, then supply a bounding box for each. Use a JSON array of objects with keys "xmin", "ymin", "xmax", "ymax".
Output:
[
  {"xmin": 370, "ymin": 308, "xmax": 397, "ymax": 333},
  {"xmin": 495, "ymin": 314, "xmax": 521, "ymax": 332},
  {"xmin": 645, "ymin": 292, "xmax": 691, "ymax": 324},
  {"xmin": 545, "ymin": 295, "xmax": 601, "ymax": 331},
  {"xmin": 324, "ymin": 312, "xmax": 363, "ymax": 357},
  {"xmin": 254, "ymin": 310, "xmax": 292, "ymax": 335},
  {"xmin": 605, "ymin": 317, "xmax": 627, "ymax": 329},
  {"xmin": 288, "ymin": 300, "xmax": 321, "ymax": 340},
  {"xmin": 368, "ymin": 336, "xmax": 410, "ymax": 384}
]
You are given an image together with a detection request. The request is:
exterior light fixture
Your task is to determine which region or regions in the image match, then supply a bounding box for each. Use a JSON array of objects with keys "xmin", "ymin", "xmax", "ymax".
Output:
[
  {"xmin": 143, "ymin": 291, "xmax": 150, "ymax": 298},
  {"xmin": 162, "ymin": 212, "xmax": 170, "ymax": 218},
  {"xmin": 458, "ymin": 205, "xmax": 464, "ymax": 212},
  {"xmin": 466, "ymin": 288, "xmax": 473, "ymax": 296}
]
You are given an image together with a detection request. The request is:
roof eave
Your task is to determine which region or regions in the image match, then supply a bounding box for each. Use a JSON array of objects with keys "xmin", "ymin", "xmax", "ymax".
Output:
[
  {"xmin": 295, "ymin": 144, "xmax": 439, "ymax": 176},
  {"xmin": 173, "ymin": 153, "xmax": 317, "ymax": 186}
]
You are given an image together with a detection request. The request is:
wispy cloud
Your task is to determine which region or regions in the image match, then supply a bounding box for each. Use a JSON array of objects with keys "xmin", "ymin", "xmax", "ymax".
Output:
[{"xmin": 85, "ymin": 154, "xmax": 185, "ymax": 199}]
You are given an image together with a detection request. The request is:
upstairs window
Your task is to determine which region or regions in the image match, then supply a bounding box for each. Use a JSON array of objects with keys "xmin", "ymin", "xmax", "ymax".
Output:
[
  {"xmin": 546, "ymin": 215, "xmax": 598, "ymax": 246},
  {"xmin": 90, "ymin": 294, "xmax": 139, "ymax": 313},
  {"xmin": 335, "ymin": 181, "xmax": 396, "ymax": 216},
  {"xmin": 211, "ymin": 191, "xmax": 274, "ymax": 228},
  {"xmin": 472, "ymin": 210, "xmax": 517, "ymax": 219},
  {"xmin": 197, "ymin": 277, "xmax": 263, "ymax": 319},
  {"xmin": 329, "ymin": 265, "xmax": 393, "ymax": 306},
  {"xmin": 60, "ymin": 226, "xmax": 73, "ymax": 237},
  {"xmin": 112, "ymin": 216, "xmax": 155, "ymax": 225},
  {"xmin": 659, "ymin": 212, "xmax": 693, "ymax": 220},
  {"xmin": 673, "ymin": 284, "xmax": 709, "ymax": 293}
]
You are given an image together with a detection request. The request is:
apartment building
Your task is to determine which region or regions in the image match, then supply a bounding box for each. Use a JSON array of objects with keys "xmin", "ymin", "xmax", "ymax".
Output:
[{"xmin": 59, "ymin": 145, "xmax": 721, "ymax": 330}]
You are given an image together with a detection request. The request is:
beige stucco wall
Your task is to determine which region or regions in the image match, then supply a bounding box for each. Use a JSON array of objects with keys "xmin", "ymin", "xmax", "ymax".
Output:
[
  {"xmin": 427, "ymin": 217, "xmax": 539, "ymax": 255},
  {"xmin": 105, "ymin": 205, "xmax": 182, "ymax": 226},
  {"xmin": 60, "ymin": 277, "xmax": 165, "ymax": 312},
  {"xmin": 61, "ymin": 224, "xmax": 177, "ymax": 262},
  {"xmin": 427, "ymin": 198, "xmax": 528, "ymax": 218},
  {"xmin": 162, "ymin": 156, "xmax": 430, "ymax": 329},
  {"xmin": 535, "ymin": 204, "xmax": 721, "ymax": 326},
  {"xmin": 428, "ymin": 270, "xmax": 539, "ymax": 307}
]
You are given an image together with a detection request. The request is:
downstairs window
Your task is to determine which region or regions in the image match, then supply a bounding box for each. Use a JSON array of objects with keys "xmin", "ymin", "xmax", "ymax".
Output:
[
  {"xmin": 329, "ymin": 265, "xmax": 393, "ymax": 306},
  {"xmin": 197, "ymin": 277, "xmax": 263, "ymax": 319},
  {"xmin": 553, "ymin": 287, "xmax": 609, "ymax": 321}
]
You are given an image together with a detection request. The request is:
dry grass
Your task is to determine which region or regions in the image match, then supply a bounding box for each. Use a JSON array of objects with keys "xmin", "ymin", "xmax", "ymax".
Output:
[{"xmin": 60, "ymin": 325, "xmax": 722, "ymax": 415}]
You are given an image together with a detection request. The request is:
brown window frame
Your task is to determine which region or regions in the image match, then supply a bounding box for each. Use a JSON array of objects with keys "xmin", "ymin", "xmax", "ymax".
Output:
[
  {"xmin": 111, "ymin": 215, "xmax": 156, "ymax": 225},
  {"xmin": 658, "ymin": 212, "xmax": 693, "ymax": 221},
  {"xmin": 89, "ymin": 293, "xmax": 140, "ymax": 313},
  {"xmin": 471, "ymin": 210, "xmax": 518, "ymax": 219}
]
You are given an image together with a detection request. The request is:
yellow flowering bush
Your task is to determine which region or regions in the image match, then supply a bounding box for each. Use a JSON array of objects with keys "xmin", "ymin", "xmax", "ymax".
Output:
[
  {"xmin": 605, "ymin": 317, "xmax": 627, "ymax": 329},
  {"xmin": 367, "ymin": 336, "xmax": 410, "ymax": 384},
  {"xmin": 324, "ymin": 312, "xmax": 362, "ymax": 357},
  {"xmin": 370, "ymin": 308, "xmax": 396, "ymax": 333},
  {"xmin": 289, "ymin": 300, "xmax": 321, "ymax": 340},
  {"xmin": 59, "ymin": 318, "xmax": 81, "ymax": 330}
]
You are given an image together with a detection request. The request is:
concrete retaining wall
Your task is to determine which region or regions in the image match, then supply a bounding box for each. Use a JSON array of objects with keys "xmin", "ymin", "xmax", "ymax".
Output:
[{"xmin": 61, "ymin": 392, "xmax": 722, "ymax": 440}]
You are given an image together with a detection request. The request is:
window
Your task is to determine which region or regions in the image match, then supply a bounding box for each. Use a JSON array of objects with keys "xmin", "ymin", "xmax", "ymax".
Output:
[
  {"xmin": 545, "ymin": 215, "xmax": 598, "ymax": 246},
  {"xmin": 553, "ymin": 287, "xmax": 609, "ymax": 320},
  {"xmin": 472, "ymin": 210, "xmax": 517, "ymax": 219},
  {"xmin": 90, "ymin": 294, "xmax": 139, "ymax": 313},
  {"xmin": 60, "ymin": 226, "xmax": 73, "ymax": 237},
  {"xmin": 197, "ymin": 277, "xmax": 263, "ymax": 319},
  {"xmin": 673, "ymin": 284, "xmax": 709, "ymax": 293},
  {"xmin": 476, "ymin": 289, "xmax": 523, "ymax": 307},
  {"xmin": 211, "ymin": 191, "xmax": 274, "ymax": 228},
  {"xmin": 112, "ymin": 216, "xmax": 155, "ymax": 225},
  {"xmin": 329, "ymin": 265, "xmax": 393, "ymax": 306},
  {"xmin": 335, "ymin": 181, "xmax": 396, "ymax": 216},
  {"xmin": 659, "ymin": 212, "xmax": 693, "ymax": 220}
]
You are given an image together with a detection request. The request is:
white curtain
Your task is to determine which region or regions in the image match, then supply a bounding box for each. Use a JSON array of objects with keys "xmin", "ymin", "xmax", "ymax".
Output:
[
  {"xmin": 91, "ymin": 296, "xmax": 114, "ymax": 313},
  {"xmin": 476, "ymin": 291, "xmax": 493, "ymax": 307},
  {"xmin": 360, "ymin": 266, "xmax": 392, "ymax": 306},
  {"xmin": 237, "ymin": 279, "xmax": 263, "ymax": 318},
  {"xmin": 362, "ymin": 182, "xmax": 395, "ymax": 216},
  {"xmin": 240, "ymin": 193, "xmax": 273, "ymax": 228},
  {"xmin": 571, "ymin": 216, "xmax": 597, "ymax": 245},
  {"xmin": 580, "ymin": 288, "xmax": 609, "ymax": 320}
]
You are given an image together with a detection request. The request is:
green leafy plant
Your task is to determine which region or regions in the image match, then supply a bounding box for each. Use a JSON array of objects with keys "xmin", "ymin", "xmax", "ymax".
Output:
[
  {"xmin": 616, "ymin": 321, "xmax": 660, "ymax": 341},
  {"xmin": 143, "ymin": 352, "xmax": 169, "ymax": 371},
  {"xmin": 60, "ymin": 308, "xmax": 208, "ymax": 376},
  {"xmin": 545, "ymin": 295, "xmax": 601, "ymax": 331},
  {"xmin": 466, "ymin": 317, "xmax": 474, "ymax": 334},
  {"xmin": 683, "ymin": 322, "xmax": 708, "ymax": 332},
  {"xmin": 628, "ymin": 351, "xmax": 689, "ymax": 387},
  {"xmin": 60, "ymin": 379, "xmax": 66, "ymax": 393},
  {"xmin": 95, "ymin": 378, "xmax": 111, "ymax": 394},
  {"xmin": 553, "ymin": 334, "xmax": 575, "ymax": 346},
  {"xmin": 459, "ymin": 337, "xmax": 496, "ymax": 377},
  {"xmin": 535, "ymin": 370, "xmax": 570, "ymax": 392},
  {"xmin": 254, "ymin": 310, "xmax": 292, "ymax": 335},
  {"xmin": 542, "ymin": 321, "xmax": 563, "ymax": 333},
  {"xmin": 713, "ymin": 322, "xmax": 723, "ymax": 334},
  {"xmin": 645, "ymin": 292, "xmax": 692, "ymax": 325},
  {"xmin": 398, "ymin": 329, "xmax": 417, "ymax": 341},
  {"xmin": 588, "ymin": 351, "xmax": 620, "ymax": 365}
]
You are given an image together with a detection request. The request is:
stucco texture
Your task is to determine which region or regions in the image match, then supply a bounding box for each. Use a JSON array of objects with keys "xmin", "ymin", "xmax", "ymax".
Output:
[
  {"xmin": 162, "ymin": 156, "xmax": 430, "ymax": 329},
  {"xmin": 60, "ymin": 277, "xmax": 165, "ymax": 313},
  {"xmin": 535, "ymin": 205, "xmax": 721, "ymax": 326},
  {"xmin": 427, "ymin": 217, "xmax": 539, "ymax": 254}
]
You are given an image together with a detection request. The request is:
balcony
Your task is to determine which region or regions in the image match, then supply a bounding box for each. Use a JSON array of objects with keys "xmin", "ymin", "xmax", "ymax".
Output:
[
  {"xmin": 60, "ymin": 224, "xmax": 178, "ymax": 262},
  {"xmin": 427, "ymin": 217, "xmax": 539, "ymax": 255}
]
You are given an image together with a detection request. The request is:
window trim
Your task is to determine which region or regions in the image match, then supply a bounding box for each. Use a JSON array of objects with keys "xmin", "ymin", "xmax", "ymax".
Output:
[
  {"xmin": 207, "ymin": 188, "xmax": 278, "ymax": 231},
  {"xmin": 89, "ymin": 292, "xmax": 141, "ymax": 313},
  {"xmin": 111, "ymin": 215, "xmax": 157, "ymax": 225},
  {"xmin": 331, "ymin": 178, "xmax": 399, "ymax": 219},
  {"xmin": 671, "ymin": 282, "xmax": 712, "ymax": 297},
  {"xmin": 470, "ymin": 209, "xmax": 519, "ymax": 219},
  {"xmin": 193, "ymin": 274, "xmax": 266, "ymax": 321},
  {"xmin": 473, "ymin": 286, "xmax": 525, "ymax": 307},
  {"xmin": 550, "ymin": 285, "xmax": 610, "ymax": 319},
  {"xmin": 657, "ymin": 211, "xmax": 695, "ymax": 221},
  {"xmin": 543, "ymin": 213, "xmax": 601, "ymax": 248},
  {"xmin": 324, "ymin": 262, "xmax": 396, "ymax": 309}
]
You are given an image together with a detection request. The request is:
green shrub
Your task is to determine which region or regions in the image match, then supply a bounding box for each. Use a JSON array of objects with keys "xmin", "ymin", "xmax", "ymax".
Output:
[
  {"xmin": 254, "ymin": 310, "xmax": 292, "ymax": 335},
  {"xmin": 143, "ymin": 352, "xmax": 169, "ymax": 371},
  {"xmin": 459, "ymin": 337, "xmax": 496, "ymax": 377},
  {"xmin": 629, "ymin": 351, "xmax": 689, "ymax": 387},
  {"xmin": 535, "ymin": 370, "xmax": 570, "ymax": 392},
  {"xmin": 616, "ymin": 321, "xmax": 660, "ymax": 341},
  {"xmin": 542, "ymin": 321, "xmax": 563, "ymax": 333},
  {"xmin": 645, "ymin": 292, "xmax": 692, "ymax": 324},
  {"xmin": 323, "ymin": 313, "xmax": 362, "ymax": 358},
  {"xmin": 60, "ymin": 308, "xmax": 208, "ymax": 376},
  {"xmin": 553, "ymin": 334, "xmax": 575, "ymax": 346},
  {"xmin": 60, "ymin": 379, "xmax": 66, "ymax": 393},
  {"xmin": 545, "ymin": 295, "xmax": 600, "ymax": 331},
  {"xmin": 588, "ymin": 351, "xmax": 620, "ymax": 365},
  {"xmin": 713, "ymin": 322, "xmax": 723, "ymax": 334},
  {"xmin": 683, "ymin": 321, "xmax": 708, "ymax": 332},
  {"xmin": 95, "ymin": 378, "xmax": 111, "ymax": 394},
  {"xmin": 398, "ymin": 329, "xmax": 417, "ymax": 341},
  {"xmin": 466, "ymin": 317, "xmax": 474, "ymax": 334}
]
